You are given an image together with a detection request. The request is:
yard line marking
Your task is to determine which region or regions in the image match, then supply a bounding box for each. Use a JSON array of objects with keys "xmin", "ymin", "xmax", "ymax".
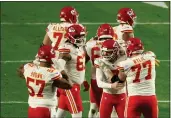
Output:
[
  {"xmin": 1, "ymin": 60, "xmax": 170, "ymax": 63},
  {"xmin": 1, "ymin": 60, "xmax": 33, "ymax": 63},
  {"xmin": 0, "ymin": 100, "xmax": 170, "ymax": 104},
  {"xmin": 143, "ymin": 2, "xmax": 168, "ymax": 9},
  {"xmin": 1, "ymin": 22, "xmax": 170, "ymax": 25}
]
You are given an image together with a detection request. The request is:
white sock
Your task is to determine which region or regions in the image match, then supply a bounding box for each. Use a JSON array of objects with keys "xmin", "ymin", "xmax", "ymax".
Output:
[
  {"xmin": 71, "ymin": 111, "xmax": 82, "ymax": 118},
  {"xmin": 88, "ymin": 103, "xmax": 98, "ymax": 118},
  {"xmin": 96, "ymin": 112, "xmax": 100, "ymax": 117},
  {"xmin": 56, "ymin": 108, "xmax": 67, "ymax": 118},
  {"xmin": 111, "ymin": 107, "xmax": 118, "ymax": 118}
]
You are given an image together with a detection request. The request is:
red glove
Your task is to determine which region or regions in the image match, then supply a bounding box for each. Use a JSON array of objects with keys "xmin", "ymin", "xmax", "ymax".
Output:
[{"xmin": 83, "ymin": 80, "xmax": 90, "ymax": 92}]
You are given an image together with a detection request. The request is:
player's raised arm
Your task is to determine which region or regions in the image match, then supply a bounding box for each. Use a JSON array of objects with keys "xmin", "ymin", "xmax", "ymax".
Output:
[
  {"xmin": 42, "ymin": 33, "xmax": 52, "ymax": 46},
  {"xmin": 52, "ymin": 47, "xmax": 72, "ymax": 72}
]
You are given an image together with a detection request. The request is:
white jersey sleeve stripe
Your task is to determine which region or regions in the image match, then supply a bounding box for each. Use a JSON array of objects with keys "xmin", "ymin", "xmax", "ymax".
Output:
[
  {"xmin": 58, "ymin": 48, "xmax": 70, "ymax": 53},
  {"xmin": 51, "ymin": 74, "xmax": 61, "ymax": 80}
]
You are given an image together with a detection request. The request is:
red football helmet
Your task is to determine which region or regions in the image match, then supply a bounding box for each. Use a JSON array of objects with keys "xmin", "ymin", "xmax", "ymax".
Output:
[
  {"xmin": 97, "ymin": 23, "xmax": 114, "ymax": 40},
  {"xmin": 37, "ymin": 45, "xmax": 55, "ymax": 63},
  {"xmin": 117, "ymin": 8, "xmax": 136, "ymax": 26},
  {"xmin": 60, "ymin": 6, "xmax": 79, "ymax": 23},
  {"xmin": 126, "ymin": 37, "xmax": 144, "ymax": 57},
  {"xmin": 101, "ymin": 39, "xmax": 120, "ymax": 62},
  {"xmin": 65, "ymin": 24, "xmax": 86, "ymax": 47}
]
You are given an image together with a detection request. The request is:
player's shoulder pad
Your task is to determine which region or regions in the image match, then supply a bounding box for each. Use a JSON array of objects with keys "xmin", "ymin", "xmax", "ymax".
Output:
[
  {"xmin": 58, "ymin": 44, "xmax": 71, "ymax": 54},
  {"xmin": 46, "ymin": 23, "xmax": 53, "ymax": 32},
  {"xmin": 46, "ymin": 23, "xmax": 60, "ymax": 32},
  {"xmin": 116, "ymin": 59, "xmax": 131, "ymax": 71},
  {"xmin": 86, "ymin": 38, "xmax": 96, "ymax": 49},
  {"xmin": 113, "ymin": 26, "xmax": 117, "ymax": 31},
  {"xmin": 24, "ymin": 63, "xmax": 34, "ymax": 70},
  {"xmin": 121, "ymin": 24, "xmax": 133, "ymax": 32},
  {"xmin": 144, "ymin": 51, "xmax": 156, "ymax": 58},
  {"xmin": 86, "ymin": 37, "xmax": 97, "ymax": 44}
]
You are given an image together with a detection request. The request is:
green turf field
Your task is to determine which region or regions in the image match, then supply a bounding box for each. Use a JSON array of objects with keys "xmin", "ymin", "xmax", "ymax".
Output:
[{"xmin": 1, "ymin": 2, "xmax": 170, "ymax": 118}]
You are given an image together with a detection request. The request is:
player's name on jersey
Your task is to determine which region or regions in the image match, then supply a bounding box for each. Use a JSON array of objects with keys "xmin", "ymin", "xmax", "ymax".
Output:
[
  {"xmin": 53, "ymin": 26, "xmax": 66, "ymax": 32},
  {"xmin": 133, "ymin": 57, "xmax": 145, "ymax": 65},
  {"xmin": 30, "ymin": 72, "xmax": 43, "ymax": 79}
]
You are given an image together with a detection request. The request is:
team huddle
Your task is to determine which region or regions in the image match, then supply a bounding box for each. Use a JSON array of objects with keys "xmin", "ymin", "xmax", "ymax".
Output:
[{"xmin": 17, "ymin": 6, "xmax": 159, "ymax": 118}]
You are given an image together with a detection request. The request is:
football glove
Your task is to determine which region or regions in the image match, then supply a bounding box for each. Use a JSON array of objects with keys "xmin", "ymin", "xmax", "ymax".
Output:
[{"xmin": 83, "ymin": 80, "xmax": 90, "ymax": 92}]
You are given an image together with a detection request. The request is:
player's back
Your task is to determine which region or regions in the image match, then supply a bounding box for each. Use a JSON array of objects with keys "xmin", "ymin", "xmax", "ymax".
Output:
[
  {"xmin": 46, "ymin": 22, "xmax": 72, "ymax": 50},
  {"xmin": 86, "ymin": 38, "xmax": 101, "ymax": 80},
  {"xmin": 118, "ymin": 51, "xmax": 156, "ymax": 96},
  {"xmin": 23, "ymin": 63, "xmax": 61, "ymax": 107},
  {"xmin": 113, "ymin": 24, "xmax": 133, "ymax": 52},
  {"xmin": 58, "ymin": 43, "xmax": 86, "ymax": 85},
  {"xmin": 113, "ymin": 24, "xmax": 133, "ymax": 40}
]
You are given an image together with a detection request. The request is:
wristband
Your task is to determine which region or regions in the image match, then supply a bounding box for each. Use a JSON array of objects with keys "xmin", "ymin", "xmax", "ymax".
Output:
[{"xmin": 111, "ymin": 75, "xmax": 124, "ymax": 83}]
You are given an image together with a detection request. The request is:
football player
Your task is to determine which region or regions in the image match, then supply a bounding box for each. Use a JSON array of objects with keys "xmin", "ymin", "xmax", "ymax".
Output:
[
  {"xmin": 116, "ymin": 37, "xmax": 158, "ymax": 118},
  {"xmin": 17, "ymin": 45, "xmax": 72, "ymax": 118},
  {"xmin": 37, "ymin": 6, "xmax": 89, "ymax": 106},
  {"xmin": 53, "ymin": 24, "xmax": 87, "ymax": 118},
  {"xmin": 113, "ymin": 8, "xmax": 136, "ymax": 51},
  {"xmin": 98, "ymin": 8, "xmax": 136, "ymax": 100},
  {"xmin": 100, "ymin": 8, "xmax": 136, "ymax": 85},
  {"xmin": 95, "ymin": 39, "xmax": 126, "ymax": 118},
  {"xmin": 85, "ymin": 23, "xmax": 115, "ymax": 118},
  {"xmin": 42, "ymin": 6, "xmax": 79, "ymax": 49}
]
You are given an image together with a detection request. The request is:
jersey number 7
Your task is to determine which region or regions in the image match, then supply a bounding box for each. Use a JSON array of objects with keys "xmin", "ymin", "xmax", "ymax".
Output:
[{"xmin": 53, "ymin": 32, "xmax": 63, "ymax": 50}]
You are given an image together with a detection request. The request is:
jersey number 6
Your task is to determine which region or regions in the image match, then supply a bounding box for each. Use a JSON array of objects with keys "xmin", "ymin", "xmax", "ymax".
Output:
[{"xmin": 77, "ymin": 55, "xmax": 85, "ymax": 71}]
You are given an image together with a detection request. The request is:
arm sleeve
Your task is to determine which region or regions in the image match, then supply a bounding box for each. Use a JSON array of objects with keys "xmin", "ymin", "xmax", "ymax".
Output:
[
  {"xmin": 58, "ymin": 44, "xmax": 71, "ymax": 54},
  {"xmin": 146, "ymin": 51, "xmax": 156, "ymax": 58},
  {"xmin": 96, "ymin": 68, "xmax": 112, "ymax": 89},
  {"xmin": 85, "ymin": 42, "xmax": 91, "ymax": 58},
  {"xmin": 50, "ymin": 70, "xmax": 62, "ymax": 81},
  {"xmin": 52, "ymin": 58, "xmax": 66, "ymax": 72}
]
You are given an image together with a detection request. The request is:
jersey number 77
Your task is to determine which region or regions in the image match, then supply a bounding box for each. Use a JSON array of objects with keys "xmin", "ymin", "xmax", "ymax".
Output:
[{"xmin": 131, "ymin": 60, "xmax": 152, "ymax": 83}]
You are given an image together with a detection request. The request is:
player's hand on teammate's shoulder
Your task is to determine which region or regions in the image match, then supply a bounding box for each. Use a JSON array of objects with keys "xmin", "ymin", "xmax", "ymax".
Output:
[{"xmin": 17, "ymin": 64, "xmax": 25, "ymax": 79}]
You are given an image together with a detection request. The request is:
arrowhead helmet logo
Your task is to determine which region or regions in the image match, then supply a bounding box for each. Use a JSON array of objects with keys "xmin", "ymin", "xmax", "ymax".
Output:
[
  {"xmin": 69, "ymin": 27, "xmax": 75, "ymax": 32},
  {"xmin": 127, "ymin": 9, "xmax": 134, "ymax": 16},
  {"xmin": 71, "ymin": 9, "xmax": 77, "ymax": 15}
]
